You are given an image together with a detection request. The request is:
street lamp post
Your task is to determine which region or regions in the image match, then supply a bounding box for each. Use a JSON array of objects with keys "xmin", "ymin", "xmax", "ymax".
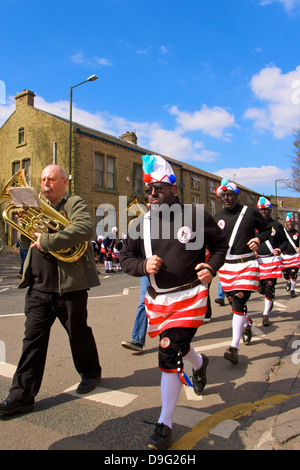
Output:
[
  {"xmin": 69, "ymin": 74, "xmax": 98, "ymax": 192},
  {"xmin": 275, "ymin": 178, "xmax": 289, "ymax": 219}
]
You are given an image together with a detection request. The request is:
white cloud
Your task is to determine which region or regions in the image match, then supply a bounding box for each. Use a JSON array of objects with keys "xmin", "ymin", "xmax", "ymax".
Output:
[
  {"xmin": 136, "ymin": 47, "xmax": 152, "ymax": 55},
  {"xmin": 169, "ymin": 104, "xmax": 236, "ymax": 140},
  {"xmin": 160, "ymin": 45, "xmax": 169, "ymax": 55},
  {"xmin": 4, "ymin": 94, "xmax": 215, "ymax": 164},
  {"xmin": 215, "ymin": 165, "xmax": 290, "ymax": 193},
  {"xmin": 244, "ymin": 65, "xmax": 300, "ymax": 138},
  {"xmin": 260, "ymin": 0, "xmax": 300, "ymax": 14},
  {"xmin": 146, "ymin": 128, "xmax": 219, "ymax": 163},
  {"xmin": 0, "ymin": 95, "xmax": 15, "ymax": 125},
  {"xmin": 71, "ymin": 50, "xmax": 112, "ymax": 67}
]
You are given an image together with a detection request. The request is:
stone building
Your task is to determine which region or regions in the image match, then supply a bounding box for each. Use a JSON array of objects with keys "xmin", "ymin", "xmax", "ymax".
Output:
[{"xmin": 0, "ymin": 89, "xmax": 261, "ymax": 244}]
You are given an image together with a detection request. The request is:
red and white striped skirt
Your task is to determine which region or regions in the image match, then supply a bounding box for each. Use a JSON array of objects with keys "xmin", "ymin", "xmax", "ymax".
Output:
[
  {"xmin": 258, "ymin": 256, "xmax": 283, "ymax": 279},
  {"xmin": 281, "ymin": 253, "xmax": 300, "ymax": 269},
  {"xmin": 219, "ymin": 259, "xmax": 260, "ymax": 292},
  {"xmin": 145, "ymin": 284, "xmax": 208, "ymax": 338}
]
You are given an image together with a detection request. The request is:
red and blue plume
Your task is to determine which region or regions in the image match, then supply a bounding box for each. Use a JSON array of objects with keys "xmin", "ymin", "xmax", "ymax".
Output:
[
  {"xmin": 142, "ymin": 153, "xmax": 177, "ymax": 184},
  {"xmin": 215, "ymin": 177, "xmax": 240, "ymax": 197},
  {"xmin": 257, "ymin": 196, "xmax": 272, "ymax": 209},
  {"xmin": 285, "ymin": 212, "xmax": 295, "ymax": 221},
  {"xmin": 142, "ymin": 154, "xmax": 156, "ymax": 183}
]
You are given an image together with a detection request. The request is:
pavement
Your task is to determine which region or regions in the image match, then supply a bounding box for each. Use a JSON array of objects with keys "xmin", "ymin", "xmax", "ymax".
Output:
[
  {"xmin": 239, "ymin": 322, "xmax": 300, "ymax": 451},
  {"xmin": 0, "ymin": 246, "xmax": 300, "ymax": 451},
  {"xmin": 243, "ymin": 276, "xmax": 300, "ymax": 451}
]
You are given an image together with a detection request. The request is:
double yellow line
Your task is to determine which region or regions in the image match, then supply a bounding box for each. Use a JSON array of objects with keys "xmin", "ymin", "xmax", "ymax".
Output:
[{"xmin": 171, "ymin": 393, "xmax": 300, "ymax": 450}]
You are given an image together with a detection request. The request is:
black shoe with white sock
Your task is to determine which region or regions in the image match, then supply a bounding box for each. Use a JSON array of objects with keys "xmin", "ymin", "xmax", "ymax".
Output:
[{"xmin": 147, "ymin": 423, "xmax": 173, "ymax": 450}]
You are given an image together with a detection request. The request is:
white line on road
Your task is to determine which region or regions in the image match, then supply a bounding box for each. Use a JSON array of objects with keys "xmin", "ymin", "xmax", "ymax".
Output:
[
  {"xmin": 0, "ymin": 313, "xmax": 24, "ymax": 318},
  {"xmin": 0, "ymin": 362, "xmax": 137, "ymax": 408},
  {"xmin": 63, "ymin": 384, "xmax": 138, "ymax": 407}
]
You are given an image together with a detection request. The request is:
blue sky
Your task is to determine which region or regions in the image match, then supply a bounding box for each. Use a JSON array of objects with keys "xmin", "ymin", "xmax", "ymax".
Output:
[{"xmin": 1, "ymin": 0, "xmax": 300, "ymax": 197}]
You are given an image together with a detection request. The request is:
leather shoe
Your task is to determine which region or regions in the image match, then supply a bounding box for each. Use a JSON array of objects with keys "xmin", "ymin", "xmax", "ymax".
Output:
[
  {"xmin": 0, "ymin": 397, "xmax": 34, "ymax": 416},
  {"xmin": 147, "ymin": 423, "xmax": 173, "ymax": 450},
  {"xmin": 192, "ymin": 354, "xmax": 209, "ymax": 395},
  {"xmin": 76, "ymin": 376, "xmax": 101, "ymax": 394}
]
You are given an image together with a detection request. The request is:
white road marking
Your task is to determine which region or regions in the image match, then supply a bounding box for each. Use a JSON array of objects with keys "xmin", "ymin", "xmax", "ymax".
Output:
[
  {"xmin": 0, "ymin": 313, "xmax": 24, "ymax": 318},
  {"xmin": 209, "ymin": 419, "xmax": 240, "ymax": 438},
  {"xmin": 0, "ymin": 362, "xmax": 16, "ymax": 378},
  {"xmin": 173, "ymin": 406, "xmax": 240, "ymax": 439},
  {"xmin": 63, "ymin": 384, "xmax": 137, "ymax": 407},
  {"xmin": 0, "ymin": 362, "xmax": 137, "ymax": 407}
]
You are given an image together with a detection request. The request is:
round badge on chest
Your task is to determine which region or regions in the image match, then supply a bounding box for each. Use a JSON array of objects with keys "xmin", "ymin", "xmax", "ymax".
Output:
[{"xmin": 177, "ymin": 226, "xmax": 192, "ymax": 244}]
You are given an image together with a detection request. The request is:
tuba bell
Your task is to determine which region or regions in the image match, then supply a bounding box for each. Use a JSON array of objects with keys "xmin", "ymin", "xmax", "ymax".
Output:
[
  {"xmin": 127, "ymin": 195, "xmax": 148, "ymax": 230},
  {"xmin": 0, "ymin": 169, "xmax": 88, "ymax": 263}
]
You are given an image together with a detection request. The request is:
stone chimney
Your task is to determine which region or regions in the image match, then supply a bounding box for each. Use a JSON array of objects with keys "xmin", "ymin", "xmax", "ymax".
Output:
[
  {"xmin": 120, "ymin": 131, "xmax": 138, "ymax": 145},
  {"xmin": 15, "ymin": 89, "xmax": 35, "ymax": 108}
]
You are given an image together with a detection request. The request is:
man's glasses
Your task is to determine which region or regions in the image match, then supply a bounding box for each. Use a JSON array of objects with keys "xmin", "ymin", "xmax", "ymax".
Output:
[{"xmin": 145, "ymin": 184, "xmax": 170, "ymax": 195}]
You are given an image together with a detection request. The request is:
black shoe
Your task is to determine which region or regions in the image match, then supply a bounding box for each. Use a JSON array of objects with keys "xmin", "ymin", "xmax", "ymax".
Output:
[
  {"xmin": 291, "ymin": 290, "xmax": 297, "ymax": 298},
  {"xmin": 242, "ymin": 323, "xmax": 252, "ymax": 344},
  {"xmin": 215, "ymin": 297, "xmax": 225, "ymax": 306},
  {"xmin": 192, "ymin": 354, "xmax": 209, "ymax": 395},
  {"xmin": 0, "ymin": 397, "xmax": 34, "ymax": 416},
  {"xmin": 147, "ymin": 423, "xmax": 173, "ymax": 450},
  {"xmin": 76, "ymin": 376, "xmax": 101, "ymax": 394},
  {"xmin": 224, "ymin": 347, "xmax": 239, "ymax": 364},
  {"xmin": 262, "ymin": 315, "xmax": 270, "ymax": 326}
]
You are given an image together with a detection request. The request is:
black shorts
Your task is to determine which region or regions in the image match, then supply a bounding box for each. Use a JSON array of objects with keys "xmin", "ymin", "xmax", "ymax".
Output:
[
  {"xmin": 283, "ymin": 267, "xmax": 299, "ymax": 280},
  {"xmin": 225, "ymin": 290, "xmax": 251, "ymax": 314},
  {"xmin": 158, "ymin": 327, "xmax": 197, "ymax": 372}
]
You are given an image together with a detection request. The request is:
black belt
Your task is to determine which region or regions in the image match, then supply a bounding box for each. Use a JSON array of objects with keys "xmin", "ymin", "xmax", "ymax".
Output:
[
  {"xmin": 225, "ymin": 254, "xmax": 256, "ymax": 264},
  {"xmin": 147, "ymin": 278, "xmax": 201, "ymax": 300}
]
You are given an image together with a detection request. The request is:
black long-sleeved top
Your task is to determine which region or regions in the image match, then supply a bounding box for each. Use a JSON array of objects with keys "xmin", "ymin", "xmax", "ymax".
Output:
[
  {"xmin": 213, "ymin": 203, "xmax": 271, "ymax": 257},
  {"xmin": 284, "ymin": 228, "xmax": 300, "ymax": 254},
  {"xmin": 257, "ymin": 217, "xmax": 288, "ymax": 257},
  {"xmin": 120, "ymin": 198, "xmax": 228, "ymax": 290}
]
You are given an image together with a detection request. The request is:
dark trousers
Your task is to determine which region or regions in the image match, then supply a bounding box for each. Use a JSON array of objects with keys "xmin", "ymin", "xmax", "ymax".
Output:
[{"xmin": 9, "ymin": 289, "xmax": 101, "ymax": 401}]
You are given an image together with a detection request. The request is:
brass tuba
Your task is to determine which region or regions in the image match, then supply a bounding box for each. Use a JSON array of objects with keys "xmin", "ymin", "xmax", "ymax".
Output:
[
  {"xmin": 127, "ymin": 195, "xmax": 148, "ymax": 230},
  {"xmin": 0, "ymin": 169, "xmax": 88, "ymax": 262}
]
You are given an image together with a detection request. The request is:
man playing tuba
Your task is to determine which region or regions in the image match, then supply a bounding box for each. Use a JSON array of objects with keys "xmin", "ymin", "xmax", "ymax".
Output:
[{"xmin": 0, "ymin": 165, "xmax": 102, "ymax": 416}]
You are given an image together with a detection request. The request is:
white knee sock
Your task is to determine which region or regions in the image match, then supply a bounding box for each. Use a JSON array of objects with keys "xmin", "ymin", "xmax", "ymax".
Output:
[
  {"xmin": 263, "ymin": 297, "xmax": 273, "ymax": 316},
  {"xmin": 231, "ymin": 313, "xmax": 246, "ymax": 349},
  {"xmin": 158, "ymin": 372, "xmax": 182, "ymax": 429},
  {"xmin": 183, "ymin": 344, "xmax": 203, "ymax": 370},
  {"xmin": 291, "ymin": 279, "xmax": 296, "ymax": 291}
]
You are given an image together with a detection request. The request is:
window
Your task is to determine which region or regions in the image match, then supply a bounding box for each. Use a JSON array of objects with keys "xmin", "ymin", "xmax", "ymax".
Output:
[
  {"xmin": 133, "ymin": 163, "xmax": 143, "ymax": 195},
  {"xmin": 94, "ymin": 153, "xmax": 104, "ymax": 188},
  {"xmin": 18, "ymin": 128, "xmax": 25, "ymax": 145},
  {"xmin": 210, "ymin": 199, "xmax": 216, "ymax": 215},
  {"xmin": 209, "ymin": 181, "xmax": 215, "ymax": 193},
  {"xmin": 12, "ymin": 161, "xmax": 20, "ymax": 174},
  {"xmin": 191, "ymin": 175, "xmax": 200, "ymax": 189},
  {"xmin": 107, "ymin": 156, "xmax": 116, "ymax": 190},
  {"xmin": 192, "ymin": 194, "xmax": 200, "ymax": 205},
  {"xmin": 22, "ymin": 159, "xmax": 31, "ymax": 185}
]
